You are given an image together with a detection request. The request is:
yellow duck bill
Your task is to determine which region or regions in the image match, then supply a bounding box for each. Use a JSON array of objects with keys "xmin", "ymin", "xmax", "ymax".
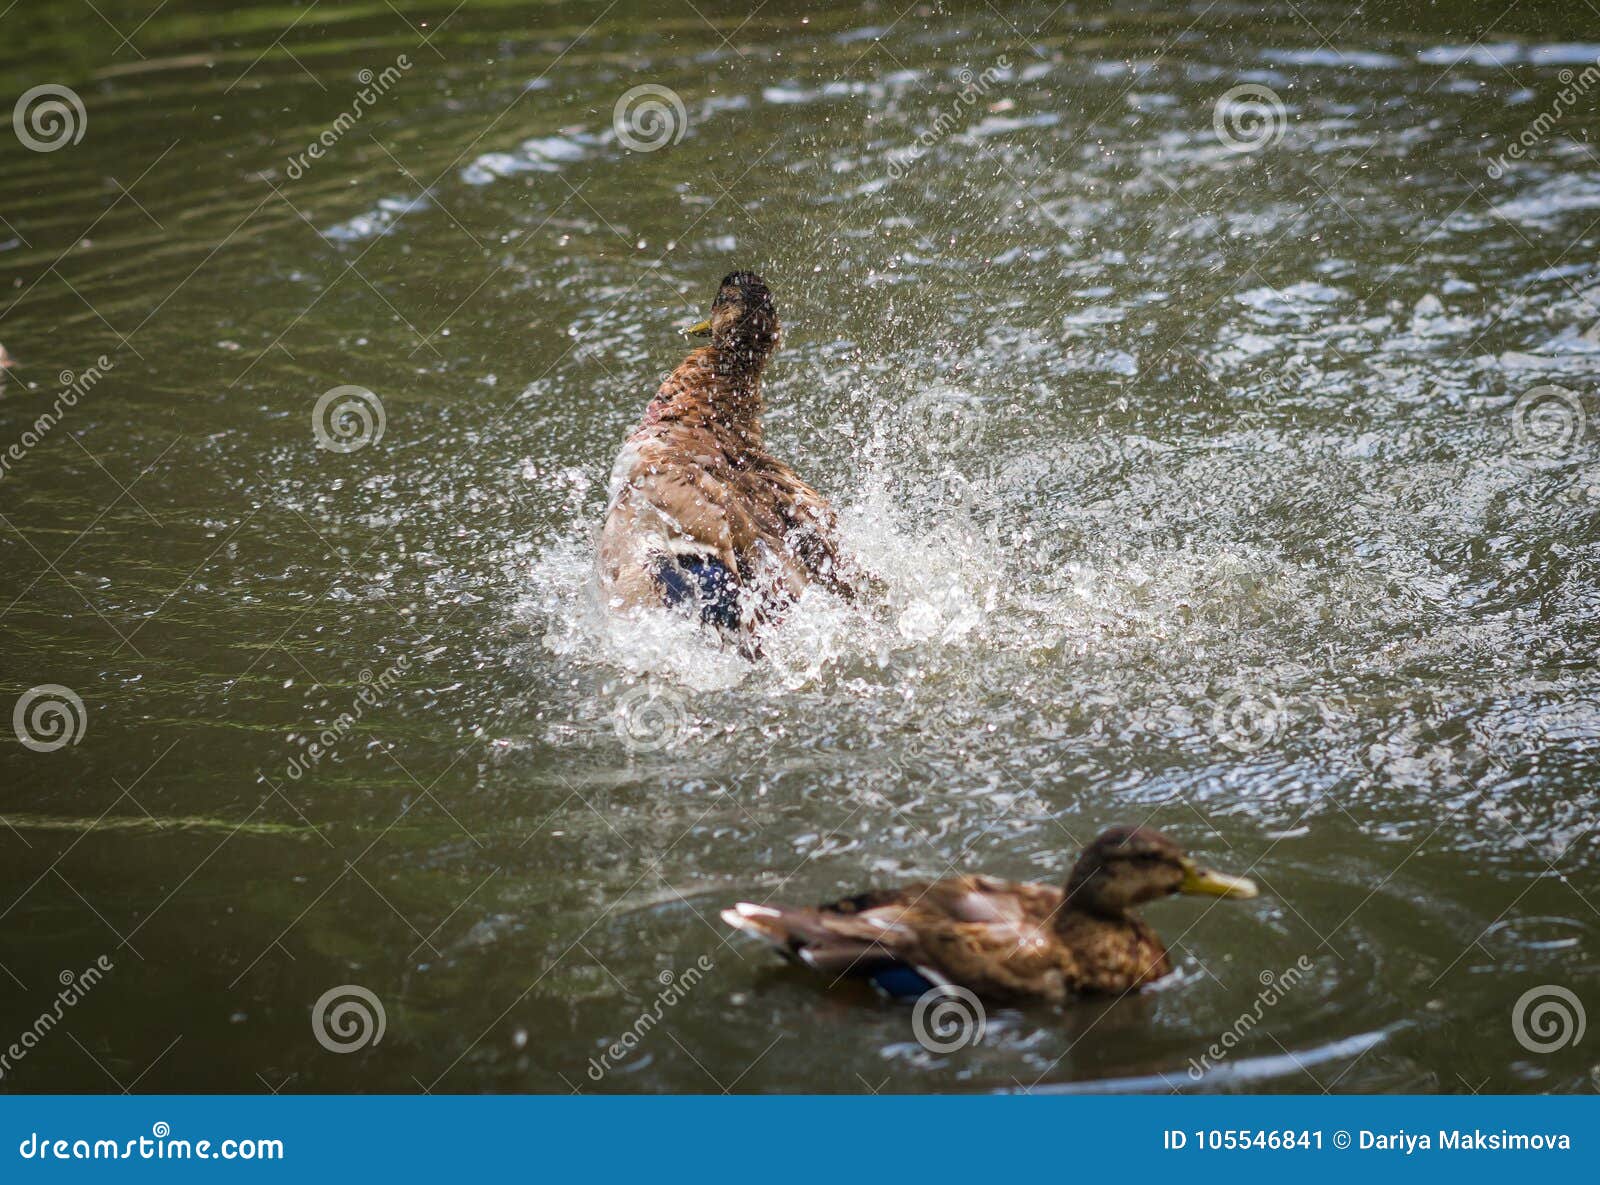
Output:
[
  {"xmin": 1178, "ymin": 861, "xmax": 1259, "ymax": 899},
  {"xmin": 681, "ymin": 318, "xmax": 712, "ymax": 337}
]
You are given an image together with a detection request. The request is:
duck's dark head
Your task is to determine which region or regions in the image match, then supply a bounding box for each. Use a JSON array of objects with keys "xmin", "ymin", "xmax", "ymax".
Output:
[
  {"xmin": 684, "ymin": 270, "xmax": 781, "ymax": 373},
  {"xmin": 1065, "ymin": 826, "xmax": 1258, "ymax": 918}
]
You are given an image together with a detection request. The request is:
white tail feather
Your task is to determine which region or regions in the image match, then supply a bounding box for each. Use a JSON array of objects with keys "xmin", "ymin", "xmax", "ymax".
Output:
[{"xmin": 720, "ymin": 905, "xmax": 785, "ymax": 946}]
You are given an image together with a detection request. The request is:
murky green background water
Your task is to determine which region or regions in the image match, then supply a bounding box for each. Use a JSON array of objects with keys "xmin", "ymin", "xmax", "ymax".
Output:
[{"xmin": 2, "ymin": 0, "xmax": 1599, "ymax": 1093}]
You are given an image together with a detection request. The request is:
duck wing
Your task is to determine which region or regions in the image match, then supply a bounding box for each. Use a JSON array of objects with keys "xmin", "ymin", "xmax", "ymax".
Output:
[
  {"xmin": 610, "ymin": 431, "xmax": 848, "ymax": 601},
  {"xmin": 722, "ymin": 875, "xmax": 1072, "ymax": 1001},
  {"xmin": 605, "ymin": 429, "xmax": 762, "ymax": 575},
  {"xmin": 741, "ymin": 457, "xmax": 855, "ymax": 598}
]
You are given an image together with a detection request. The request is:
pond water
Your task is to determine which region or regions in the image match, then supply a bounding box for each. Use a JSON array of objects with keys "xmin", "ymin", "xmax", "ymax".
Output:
[{"xmin": 2, "ymin": 0, "xmax": 1598, "ymax": 1093}]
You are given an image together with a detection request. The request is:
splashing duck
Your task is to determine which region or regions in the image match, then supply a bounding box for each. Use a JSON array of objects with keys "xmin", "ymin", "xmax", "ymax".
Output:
[
  {"xmin": 598, "ymin": 271, "xmax": 854, "ymax": 648},
  {"xmin": 721, "ymin": 826, "xmax": 1259, "ymax": 1002}
]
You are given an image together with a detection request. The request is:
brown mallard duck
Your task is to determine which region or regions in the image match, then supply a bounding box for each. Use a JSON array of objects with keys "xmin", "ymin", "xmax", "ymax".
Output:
[
  {"xmin": 597, "ymin": 271, "xmax": 853, "ymax": 644},
  {"xmin": 721, "ymin": 826, "xmax": 1258, "ymax": 1002}
]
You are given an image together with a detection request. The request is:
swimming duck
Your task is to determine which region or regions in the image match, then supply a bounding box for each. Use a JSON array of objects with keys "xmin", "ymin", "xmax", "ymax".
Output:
[
  {"xmin": 598, "ymin": 271, "xmax": 853, "ymax": 644},
  {"xmin": 721, "ymin": 826, "xmax": 1258, "ymax": 1003}
]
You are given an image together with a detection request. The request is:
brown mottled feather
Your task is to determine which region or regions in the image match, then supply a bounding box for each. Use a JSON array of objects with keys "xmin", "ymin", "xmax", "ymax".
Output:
[
  {"xmin": 812, "ymin": 876, "xmax": 1168, "ymax": 1003},
  {"xmin": 724, "ymin": 826, "xmax": 1260, "ymax": 1004},
  {"xmin": 598, "ymin": 278, "xmax": 853, "ymax": 633}
]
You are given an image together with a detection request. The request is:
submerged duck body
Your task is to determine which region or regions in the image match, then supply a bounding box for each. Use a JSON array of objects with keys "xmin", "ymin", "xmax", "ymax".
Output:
[
  {"xmin": 598, "ymin": 271, "xmax": 852, "ymax": 642},
  {"xmin": 722, "ymin": 826, "xmax": 1259, "ymax": 1003}
]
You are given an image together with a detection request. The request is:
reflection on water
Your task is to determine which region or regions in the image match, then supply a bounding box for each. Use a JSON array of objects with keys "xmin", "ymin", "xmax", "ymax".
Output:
[{"xmin": 1, "ymin": 0, "xmax": 1598, "ymax": 1093}]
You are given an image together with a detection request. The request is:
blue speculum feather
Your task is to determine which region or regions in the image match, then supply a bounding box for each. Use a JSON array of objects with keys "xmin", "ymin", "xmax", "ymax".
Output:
[
  {"xmin": 868, "ymin": 965, "xmax": 938, "ymax": 999},
  {"xmin": 655, "ymin": 557, "xmax": 740, "ymax": 631}
]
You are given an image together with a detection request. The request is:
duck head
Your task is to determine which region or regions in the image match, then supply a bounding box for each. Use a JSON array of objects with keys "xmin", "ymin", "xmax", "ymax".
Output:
[
  {"xmin": 1065, "ymin": 825, "xmax": 1258, "ymax": 918},
  {"xmin": 683, "ymin": 270, "xmax": 781, "ymax": 374}
]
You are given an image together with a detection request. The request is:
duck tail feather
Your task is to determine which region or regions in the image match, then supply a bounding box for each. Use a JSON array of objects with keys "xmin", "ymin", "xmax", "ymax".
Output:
[
  {"xmin": 721, "ymin": 901, "xmax": 901, "ymax": 978},
  {"xmin": 720, "ymin": 901, "xmax": 834, "ymax": 954},
  {"xmin": 719, "ymin": 902, "xmax": 790, "ymax": 946}
]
